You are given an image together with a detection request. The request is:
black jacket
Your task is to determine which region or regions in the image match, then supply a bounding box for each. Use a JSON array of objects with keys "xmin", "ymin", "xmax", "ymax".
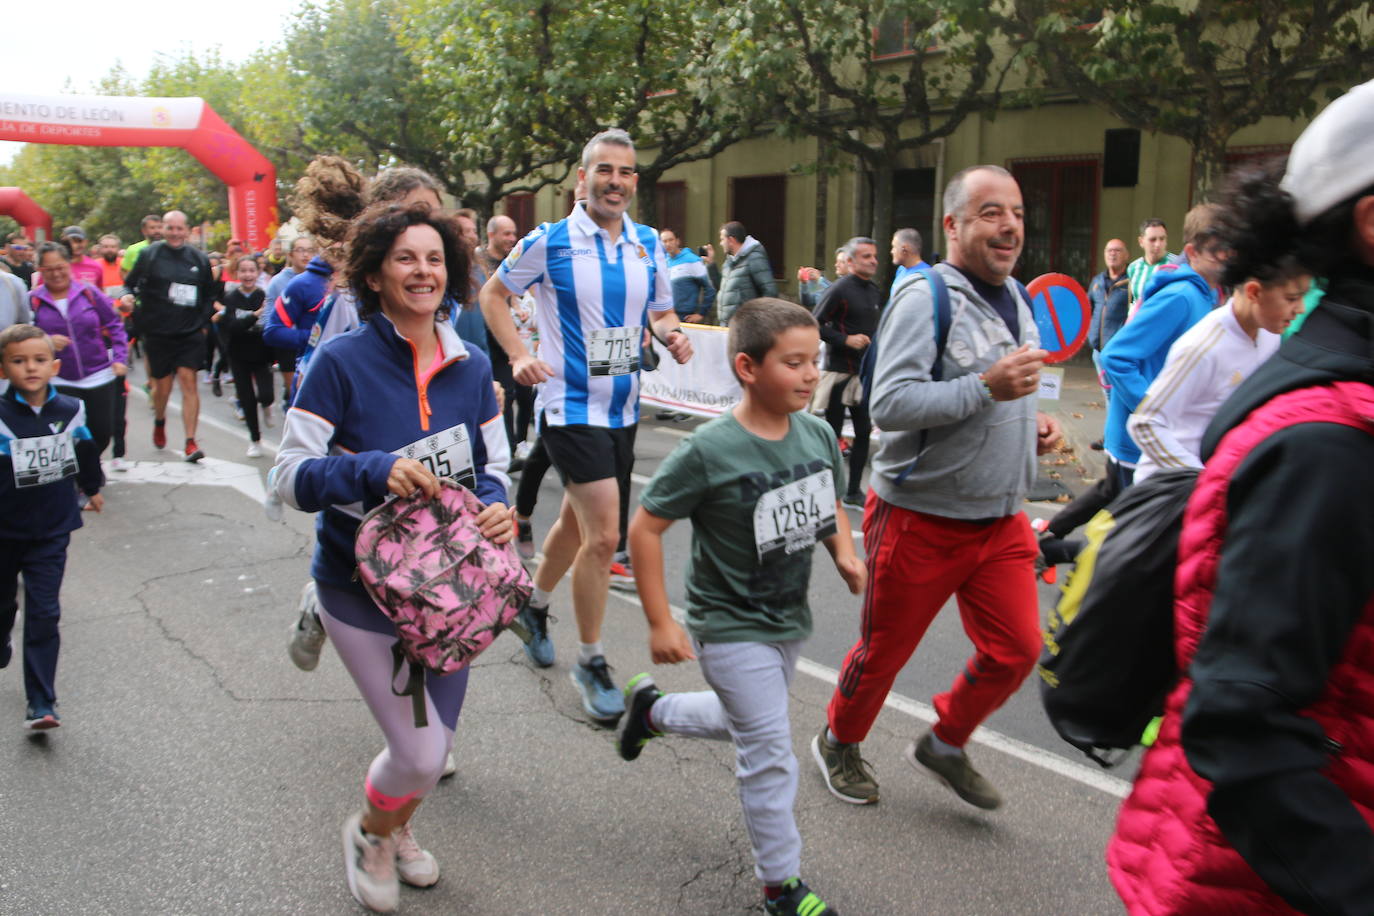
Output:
[
  {"xmin": 814, "ymin": 274, "xmax": 881, "ymax": 374},
  {"xmin": 1184, "ymin": 268, "xmax": 1374, "ymax": 915},
  {"xmin": 124, "ymin": 241, "xmax": 215, "ymax": 338},
  {"xmin": 220, "ymin": 287, "xmax": 270, "ymax": 363}
]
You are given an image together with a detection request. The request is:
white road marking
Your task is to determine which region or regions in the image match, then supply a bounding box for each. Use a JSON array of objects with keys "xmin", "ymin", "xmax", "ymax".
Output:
[
  {"xmin": 651, "ymin": 425, "xmax": 693, "ymax": 438},
  {"xmin": 601, "ymin": 583, "xmax": 1131, "ymax": 799},
  {"xmin": 103, "ymin": 457, "xmax": 267, "ymax": 504}
]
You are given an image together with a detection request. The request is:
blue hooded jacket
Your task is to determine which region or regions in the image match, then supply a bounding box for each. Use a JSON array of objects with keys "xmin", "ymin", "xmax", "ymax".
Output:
[{"xmin": 1100, "ymin": 262, "xmax": 1219, "ymax": 465}]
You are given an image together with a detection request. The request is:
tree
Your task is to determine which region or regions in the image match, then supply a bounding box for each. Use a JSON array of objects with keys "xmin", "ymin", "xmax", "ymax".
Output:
[
  {"xmin": 605, "ymin": 2, "xmax": 768, "ymax": 229},
  {"xmin": 398, "ymin": 0, "xmax": 638, "ymax": 221},
  {"xmin": 1003, "ymin": 0, "xmax": 1374, "ymax": 203},
  {"xmin": 285, "ymin": 0, "xmax": 453, "ymax": 186},
  {"xmin": 719, "ymin": 0, "xmax": 1020, "ymax": 287}
]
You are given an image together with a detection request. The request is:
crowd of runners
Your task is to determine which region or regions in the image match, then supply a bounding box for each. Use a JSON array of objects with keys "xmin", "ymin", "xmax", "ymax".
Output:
[{"xmin": 3, "ymin": 77, "xmax": 1374, "ymax": 915}]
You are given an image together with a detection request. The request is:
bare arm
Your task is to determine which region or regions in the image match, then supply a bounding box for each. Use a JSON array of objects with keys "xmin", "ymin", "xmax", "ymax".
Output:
[{"xmin": 627, "ymin": 506, "xmax": 695, "ymax": 663}]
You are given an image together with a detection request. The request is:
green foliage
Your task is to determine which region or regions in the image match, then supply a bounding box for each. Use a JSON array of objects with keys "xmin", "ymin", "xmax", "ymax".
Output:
[{"xmin": 1004, "ymin": 0, "xmax": 1374, "ymax": 200}]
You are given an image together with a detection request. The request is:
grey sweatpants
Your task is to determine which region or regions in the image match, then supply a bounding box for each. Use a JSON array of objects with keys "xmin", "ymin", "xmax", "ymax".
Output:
[{"xmin": 651, "ymin": 638, "xmax": 804, "ymax": 884}]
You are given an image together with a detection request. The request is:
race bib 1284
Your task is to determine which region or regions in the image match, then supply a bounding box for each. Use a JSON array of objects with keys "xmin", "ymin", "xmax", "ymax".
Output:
[{"xmin": 752, "ymin": 469, "xmax": 837, "ymax": 562}]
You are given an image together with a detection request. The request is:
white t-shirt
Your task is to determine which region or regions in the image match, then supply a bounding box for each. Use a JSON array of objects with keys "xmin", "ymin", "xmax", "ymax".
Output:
[{"xmin": 1129, "ymin": 301, "xmax": 1280, "ymax": 482}]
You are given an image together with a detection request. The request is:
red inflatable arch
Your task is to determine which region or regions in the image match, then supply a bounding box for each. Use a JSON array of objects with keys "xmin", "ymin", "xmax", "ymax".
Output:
[
  {"xmin": 0, "ymin": 92, "xmax": 278, "ymax": 250},
  {"xmin": 0, "ymin": 187, "xmax": 52, "ymax": 242}
]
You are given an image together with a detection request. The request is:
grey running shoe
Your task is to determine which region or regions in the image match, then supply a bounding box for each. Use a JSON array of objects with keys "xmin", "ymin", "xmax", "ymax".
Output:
[
  {"xmin": 571, "ymin": 655, "xmax": 624, "ymax": 725},
  {"xmin": 811, "ymin": 726, "xmax": 878, "ymax": 804},
  {"xmin": 287, "ymin": 581, "xmax": 328, "ymax": 671},
  {"xmin": 907, "ymin": 732, "xmax": 1002, "ymax": 810}
]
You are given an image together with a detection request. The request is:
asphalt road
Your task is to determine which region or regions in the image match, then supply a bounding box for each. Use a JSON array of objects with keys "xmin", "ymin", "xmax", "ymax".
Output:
[{"xmin": 0, "ymin": 364, "xmax": 1129, "ymax": 915}]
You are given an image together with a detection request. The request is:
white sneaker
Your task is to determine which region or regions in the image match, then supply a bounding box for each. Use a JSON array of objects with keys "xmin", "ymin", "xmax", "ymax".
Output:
[
  {"xmin": 262, "ymin": 405, "xmax": 274, "ymax": 427},
  {"xmin": 287, "ymin": 581, "xmax": 327, "ymax": 671},
  {"xmin": 109, "ymin": 457, "xmax": 129, "ymax": 472},
  {"xmin": 246, "ymin": 442, "xmax": 264, "ymax": 458},
  {"xmin": 441, "ymin": 752, "xmax": 456, "ymax": 778},
  {"xmin": 514, "ymin": 440, "xmax": 534, "ymax": 460},
  {"xmin": 393, "ymin": 822, "xmax": 440, "ymax": 887},
  {"xmin": 342, "ymin": 813, "xmax": 399, "ymax": 912}
]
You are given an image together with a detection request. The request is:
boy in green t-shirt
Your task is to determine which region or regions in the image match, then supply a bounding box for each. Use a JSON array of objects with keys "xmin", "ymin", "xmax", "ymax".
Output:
[{"xmin": 620, "ymin": 298, "xmax": 865, "ymax": 916}]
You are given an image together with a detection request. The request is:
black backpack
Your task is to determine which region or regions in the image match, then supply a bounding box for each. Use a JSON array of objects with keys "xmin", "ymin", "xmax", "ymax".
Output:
[{"xmin": 1037, "ymin": 467, "xmax": 1199, "ymax": 767}]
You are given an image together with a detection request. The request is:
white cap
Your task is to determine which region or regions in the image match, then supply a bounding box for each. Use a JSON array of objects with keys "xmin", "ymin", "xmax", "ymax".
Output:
[{"xmin": 1281, "ymin": 79, "xmax": 1374, "ymax": 226}]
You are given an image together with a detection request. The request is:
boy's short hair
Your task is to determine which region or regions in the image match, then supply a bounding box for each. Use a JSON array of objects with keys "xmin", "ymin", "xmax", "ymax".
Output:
[
  {"xmin": 0, "ymin": 323, "xmax": 54, "ymax": 357},
  {"xmin": 727, "ymin": 298, "xmax": 817, "ymax": 382},
  {"xmin": 1138, "ymin": 218, "xmax": 1167, "ymax": 236},
  {"xmin": 1182, "ymin": 203, "xmax": 1223, "ymax": 249}
]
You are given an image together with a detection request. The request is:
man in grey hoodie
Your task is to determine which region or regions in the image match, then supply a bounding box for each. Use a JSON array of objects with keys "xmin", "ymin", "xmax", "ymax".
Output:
[
  {"xmin": 812, "ymin": 165, "xmax": 1062, "ymax": 811},
  {"xmin": 716, "ymin": 221, "xmax": 778, "ymax": 325}
]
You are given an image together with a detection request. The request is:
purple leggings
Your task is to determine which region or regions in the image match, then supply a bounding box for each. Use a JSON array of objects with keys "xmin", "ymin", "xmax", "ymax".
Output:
[{"xmin": 315, "ymin": 582, "xmax": 470, "ymax": 809}]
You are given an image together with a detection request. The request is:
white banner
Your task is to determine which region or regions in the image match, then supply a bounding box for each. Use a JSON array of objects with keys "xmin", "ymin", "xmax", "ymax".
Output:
[
  {"xmin": 639, "ymin": 323, "xmax": 741, "ymax": 418},
  {"xmin": 0, "ymin": 93, "xmax": 204, "ymax": 132}
]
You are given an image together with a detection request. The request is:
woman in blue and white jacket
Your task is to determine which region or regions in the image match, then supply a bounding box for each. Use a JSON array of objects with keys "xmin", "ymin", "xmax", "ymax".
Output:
[{"xmin": 270, "ymin": 202, "xmax": 513, "ymax": 913}]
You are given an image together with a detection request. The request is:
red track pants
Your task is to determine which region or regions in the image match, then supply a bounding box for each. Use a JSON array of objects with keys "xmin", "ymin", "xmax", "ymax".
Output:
[{"xmin": 827, "ymin": 493, "xmax": 1041, "ymax": 747}]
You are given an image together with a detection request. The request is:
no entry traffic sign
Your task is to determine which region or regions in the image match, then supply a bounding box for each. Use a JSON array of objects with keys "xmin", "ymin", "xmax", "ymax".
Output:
[{"xmin": 1027, "ymin": 273, "xmax": 1090, "ymax": 364}]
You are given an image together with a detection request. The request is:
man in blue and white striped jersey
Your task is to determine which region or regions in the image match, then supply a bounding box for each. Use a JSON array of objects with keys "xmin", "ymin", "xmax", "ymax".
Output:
[{"xmin": 479, "ymin": 128, "xmax": 693, "ymax": 725}]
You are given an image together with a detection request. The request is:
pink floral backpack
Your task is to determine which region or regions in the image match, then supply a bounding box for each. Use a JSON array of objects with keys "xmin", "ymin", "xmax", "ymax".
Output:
[{"xmin": 355, "ymin": 479, "xmax": 532, "ymax": 726}]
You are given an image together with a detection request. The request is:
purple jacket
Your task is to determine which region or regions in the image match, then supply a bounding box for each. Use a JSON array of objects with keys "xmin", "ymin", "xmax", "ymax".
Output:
[{"xmin": 29, "ymin": 281, "xmax": 129, "ymax": 383}]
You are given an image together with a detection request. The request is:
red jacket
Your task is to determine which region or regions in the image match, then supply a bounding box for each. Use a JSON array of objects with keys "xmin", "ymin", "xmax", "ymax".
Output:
[{"xmin": 1108, "ymin": 380, "xmax": 1374, "ymax": 914}]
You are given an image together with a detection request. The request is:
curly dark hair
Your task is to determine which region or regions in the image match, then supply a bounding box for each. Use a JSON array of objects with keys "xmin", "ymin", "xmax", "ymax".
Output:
[
  {"xmin": 345, "ymin": 203, "xmax": 467, "ymax": 323},
  {"xmin": 1216, "ymin": 157, "xmax": 1307, "ymax": 288}
]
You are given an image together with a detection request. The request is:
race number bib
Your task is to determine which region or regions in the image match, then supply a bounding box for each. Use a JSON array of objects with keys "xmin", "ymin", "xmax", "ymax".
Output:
[
  {"xmin": 11, "ymin": 431, "xmax": 78, "ymax": 488},
  {"xmin": 586, "ymin": 326, "xmax": 641, "ymax": 377},
  {"xmin": 392, "ymin": 423, "xmax": 476, "ymax": 491},
  {"xmin": 753, "ymin": 469, "xmax": 837, "ymax": 562},
  {"xmin": 168, "ymin": 282, "xmax": 198, "ymax": 307}
]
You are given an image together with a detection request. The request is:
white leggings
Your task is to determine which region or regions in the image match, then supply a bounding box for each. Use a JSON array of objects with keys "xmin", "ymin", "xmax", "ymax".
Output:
[
  {"xmin": 651, "ymin": 639, "xmax": 804, "ymax": 884},
  {"xmin": 316, "ymin": 582, "xmax": 471, "ymax": 810}
]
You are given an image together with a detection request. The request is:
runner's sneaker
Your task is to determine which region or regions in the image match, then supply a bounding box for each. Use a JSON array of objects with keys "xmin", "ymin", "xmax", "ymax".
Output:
[
  {"xmin": 342, "ymin": 812, "xmax": 399, "ymax": 912},
  {"xmin": 246, "ymin": 442, "xmax": 264, "ymax": 458},
  {"xmin": 234, "ymin": 403, "xmax": 245, "ymax": 422},
  {"xmin": 515, "ymin": 601, "xmax": 554, "ymax": 667},
  {"xmin": 515, "ymin": 518, "xmax": 535, "ymax": 561},
  {"xmin": 108, "ymin": 456, "xmax": 129, "ymax": 472},
  {"xmin": 211, "ymin": 376, "xmax": 222, "ymax": 397},
  {"xmin": 393, "ymin": 822, "xmax": 440, "ymax": 887},
  {"xmin": 608, "ymin": 556, "xmax": 635, "ymax": 591},
  {"xmin": 765, "ymin": 878, "xmax": 837, "ymax": 916},
  {"xmin": 0, "ymin": 636, "xmax": 11, "ymax": 668},
  {"xmin": 811, "ymin": 726, "xmax": 878, "ymax": 804},
  {"xmin": 514, "ymin": 440, "xmax": 534, "ymax": 461},
  {"xmin": 907, "ymin": 731, "xmax": 1002, "ymax": 810},
  {"xmin": 23, "ymin": 704, "xmax": 60, "ymax": 731},
  {"xmin": 571, "ymin": 655, "xmax": 624, "ymax": 725},
  {"xmin": 263, "ymin": 405, "xmax": 274, "ymax": 427},
  {"xmin": 441, "ymin": 752, "xmax": 456, "ymax": 778},
  {"xmin": 842, "ymin": 491, "xmax": 864, "ymax": 508},
  {"xmin": 184, "ymin": 438, "xmax": 204, "ymax": 463},
  {"xmin": 287, "ymin": 581, "xmax": 327, "ymax": 671},
  {"xmin": 617, "ymin": 673, "xmax": 663, "ymax": 761},
  {"xmin": 152, "ymin": 418, "xmax": 167, "ymax": 449}
]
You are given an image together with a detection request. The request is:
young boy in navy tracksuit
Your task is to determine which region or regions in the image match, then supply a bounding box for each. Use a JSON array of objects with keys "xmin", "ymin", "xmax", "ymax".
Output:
[
  {"xmin": 0, "ymin": 324, "xmax": 104, "ymax": 730},
  {"xmin": 619, "ymin": 299, "xmax": 865, "ymax": 916}
]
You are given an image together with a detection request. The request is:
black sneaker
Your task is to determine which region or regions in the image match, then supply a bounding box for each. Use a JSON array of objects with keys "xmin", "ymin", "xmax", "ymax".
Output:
[
  {"xmin": 211, "ymin": 377, "xmax": 222, "ymax": 398},
  {"xmin": 765, "ymin": 878, "xmax": 837, "ymax": 915},
  {"xmin": 842, "ymin": 491, "xmax": 864, "ymax": 508},
  {"xmin": 617, "ymin": 673, "xmax": 663, "ymax": 761},
  {"xmin": 516, "ymin": 518, "xmax": 535, "ymax": 560}
]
